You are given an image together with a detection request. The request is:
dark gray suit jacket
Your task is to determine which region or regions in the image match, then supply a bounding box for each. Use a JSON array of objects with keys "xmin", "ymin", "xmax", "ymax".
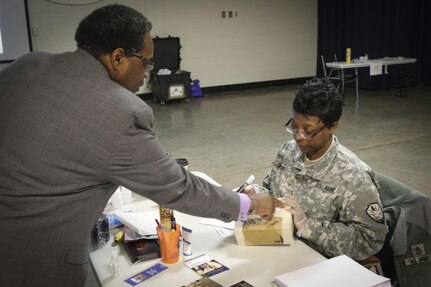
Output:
[{"xmin": 0, "ymin": 49, "xmax": 240, "ymax": 287}]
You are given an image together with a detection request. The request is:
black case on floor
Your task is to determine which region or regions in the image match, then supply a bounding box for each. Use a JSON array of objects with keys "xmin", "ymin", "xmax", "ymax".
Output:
[{"xmin": 151, "ymin": 36, "xmax": 190, "ymax": 104}]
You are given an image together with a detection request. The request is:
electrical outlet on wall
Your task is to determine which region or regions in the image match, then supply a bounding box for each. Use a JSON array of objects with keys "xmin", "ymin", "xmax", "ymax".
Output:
[{"xmin": 31, "ymin": 27, "xmax": 39, "ymax": 36}]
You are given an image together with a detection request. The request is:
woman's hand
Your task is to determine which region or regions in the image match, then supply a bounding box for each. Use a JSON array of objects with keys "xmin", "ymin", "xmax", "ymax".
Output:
[{"xmin": 282, "ymin": 194, "xmax": 308, "ymax": 230}]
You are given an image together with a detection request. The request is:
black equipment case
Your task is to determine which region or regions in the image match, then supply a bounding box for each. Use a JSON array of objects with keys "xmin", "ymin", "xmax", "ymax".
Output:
[{"xmin": 151, "ymin": 36, "xmax": 191, "ymax": 104}]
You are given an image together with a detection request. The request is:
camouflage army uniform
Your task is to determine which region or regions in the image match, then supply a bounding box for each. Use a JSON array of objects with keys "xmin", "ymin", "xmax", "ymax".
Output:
[{"xmin": 261, "ymin": 136, "xmax": 388, "ymax": 260}]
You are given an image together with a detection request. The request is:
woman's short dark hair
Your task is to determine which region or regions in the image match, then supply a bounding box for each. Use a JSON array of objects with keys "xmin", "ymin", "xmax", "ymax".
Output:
[
  {"xmin": 292, "ymin": 77, "xmax": 344, "ymax": 127},
  {"xmin": 75, "ymin": 4, "xmax": 152, "ymax": 57}
]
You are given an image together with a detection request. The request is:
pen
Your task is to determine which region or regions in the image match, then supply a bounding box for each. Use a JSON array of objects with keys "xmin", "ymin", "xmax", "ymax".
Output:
[
  {"xmin": 170, "ymin": 216, "xmax": 176, "ymax": 231},
  {"xmin": 236, "ymin": 175, "xmax": 255, "ymax": 193},
  {"xmin": 155, "ymin": 218, "xmax": 164, "ymax": 231}
]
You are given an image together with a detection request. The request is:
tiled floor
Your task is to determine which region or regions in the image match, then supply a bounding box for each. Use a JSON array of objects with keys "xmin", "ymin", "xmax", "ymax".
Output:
[{"xmin": 85, "ymin": 83, "xmax": 431, "ymax": 287}]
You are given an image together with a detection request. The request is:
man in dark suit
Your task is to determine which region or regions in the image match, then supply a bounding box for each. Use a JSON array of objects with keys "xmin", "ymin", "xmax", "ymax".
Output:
[{"xmin": 0, "ymin": 5, "xmax": 280, "ymax": 287}]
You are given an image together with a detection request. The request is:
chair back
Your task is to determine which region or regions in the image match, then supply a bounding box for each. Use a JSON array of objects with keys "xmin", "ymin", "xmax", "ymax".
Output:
[
  {"xmin": 377, "ymin": 173, "xmax": 431, "ymax": 287},
  {"xmin": 321, "ymin": 54, "xmax": 339, "ymax": 79}
]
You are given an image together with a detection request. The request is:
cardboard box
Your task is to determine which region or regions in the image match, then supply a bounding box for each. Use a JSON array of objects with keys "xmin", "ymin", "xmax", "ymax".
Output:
[{"xmin": 234, "ymin": 207, "xmax": 294, "ymax": 245}]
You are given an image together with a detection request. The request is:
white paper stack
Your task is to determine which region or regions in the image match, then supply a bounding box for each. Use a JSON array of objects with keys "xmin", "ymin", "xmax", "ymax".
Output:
[
  {"xmin": 112, "ymin": 210, "xmax": 158, "ymax": 238},
  {"xmin": 275, "ymin": 255, "xmax": 390, "ymax": 287}
]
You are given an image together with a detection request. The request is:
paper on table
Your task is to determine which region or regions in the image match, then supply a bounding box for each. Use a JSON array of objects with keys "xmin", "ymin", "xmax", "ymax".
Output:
[
  {"xmin": 113, "ymin": 210, "xmax": 159, "ymax": 236},
  {"xmin": 275, "ymin": 255, "xmax": 390, "ymax": 287},
  {"xmin": 370, "ymin": 61, "xmax": 383, "ymax": 76},
  {"xmin": 200, "ymin": 218, "xmax": 235, "ymax": 230},
  {"xmin": 124, "ymin": 225, "xmax": 158, "ymax": 240},
  {"xmin": 215, "ymin": 227, "xmax": 235, "ymax": 238}
]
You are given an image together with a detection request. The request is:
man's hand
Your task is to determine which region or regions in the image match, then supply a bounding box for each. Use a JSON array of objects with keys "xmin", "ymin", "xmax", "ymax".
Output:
[
  {"xmin": 244, "ymin": 185, "xmax": 285, "ymax": 220},
  {"xmin": 243, "ymin": 184, "xmax": 257, "ymax": 196},
  {"xmin": 282, "ymin": 194, "xmax": 307, "ymax": 230}
]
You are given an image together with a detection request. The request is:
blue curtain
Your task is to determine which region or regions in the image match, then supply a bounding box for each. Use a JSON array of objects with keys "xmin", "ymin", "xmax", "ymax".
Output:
[{"xmin": 317, "ymin": 0, "xmax": 431, "ymax": 89}]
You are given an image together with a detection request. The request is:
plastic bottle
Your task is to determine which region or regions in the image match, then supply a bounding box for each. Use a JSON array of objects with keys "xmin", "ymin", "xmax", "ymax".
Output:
[
  {"xmin": 182, "ymin": 226, "xmax": 192, "ymax": 256},
  {"xmin": 106, "ymin": 212, "xmax": 123, "ymax": 229},
  {"xmin": 120, "ymin": 186, "xmax": 132, "ymax": 204},
  {"xmin": 110, "ymin": 249, "xmax": 120, "ymax": 278},
  {"xmin": 346, "ymin": 48, "xmax": 351, "ymax": 64},
  {"xmin": 110, "ymin": 189, "xmax": 123, "ymax": 209}
]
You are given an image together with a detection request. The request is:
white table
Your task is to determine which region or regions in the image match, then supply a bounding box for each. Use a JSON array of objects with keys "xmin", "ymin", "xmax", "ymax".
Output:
[
  {"xmin": 325, "ymin": 57, "xmax": 417, "ymax": 70},
  {"xmin": 89, "ymin": 172, "xmax": 327, "ymax": 287},
  {"xmin": 325, "ymin": 57, "xmax": 417, "ymax": 108}
]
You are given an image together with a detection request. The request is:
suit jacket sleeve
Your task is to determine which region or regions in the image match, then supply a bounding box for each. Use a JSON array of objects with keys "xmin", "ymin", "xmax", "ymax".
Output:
[{"xmin": 104, "ymin": 105, "xmax": 240, "ymax": 222}]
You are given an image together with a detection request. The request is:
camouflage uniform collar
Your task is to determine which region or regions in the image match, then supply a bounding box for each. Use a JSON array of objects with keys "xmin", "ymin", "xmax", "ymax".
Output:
[{"xmin": 292, "ymin": 136, "xmax": 340, "ymax": 181}]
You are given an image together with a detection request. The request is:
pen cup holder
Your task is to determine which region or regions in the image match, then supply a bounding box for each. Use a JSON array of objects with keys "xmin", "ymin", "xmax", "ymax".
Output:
[{"xmin": 157, "ymin": 224, "xmax": 181, "ymax": 264}]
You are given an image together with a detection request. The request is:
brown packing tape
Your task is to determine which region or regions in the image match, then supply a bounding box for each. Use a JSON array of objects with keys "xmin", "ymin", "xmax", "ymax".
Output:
[{"xmin": 235, "ymin": 207, "xmax": 294, "ymax": 245}]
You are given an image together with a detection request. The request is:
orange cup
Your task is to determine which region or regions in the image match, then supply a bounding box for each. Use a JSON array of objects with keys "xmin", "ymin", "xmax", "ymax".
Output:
[{"xmin": 157, "ymin": 224, "xmax": 181, "ymax": 264}]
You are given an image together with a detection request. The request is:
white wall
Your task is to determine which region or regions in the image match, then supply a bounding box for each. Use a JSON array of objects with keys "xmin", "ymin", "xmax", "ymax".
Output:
[{"xmin": 2, "ymin": 0, "xmax": 317, "ymax": 89}]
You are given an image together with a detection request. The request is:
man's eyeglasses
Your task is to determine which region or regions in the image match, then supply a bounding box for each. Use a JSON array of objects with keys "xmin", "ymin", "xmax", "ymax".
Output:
[
  {"xmin": 132, "ymin": 53, "xmax": 155, "ymax": 74},
  {"xmin": 284, "ymin": 118, "xmax": 326, "ymax": 140}
]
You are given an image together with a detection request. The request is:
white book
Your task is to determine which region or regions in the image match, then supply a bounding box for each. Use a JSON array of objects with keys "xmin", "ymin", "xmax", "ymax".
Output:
[{"xmin": 275, "ymin": 255, "xmax": 391, "ymax": 287}]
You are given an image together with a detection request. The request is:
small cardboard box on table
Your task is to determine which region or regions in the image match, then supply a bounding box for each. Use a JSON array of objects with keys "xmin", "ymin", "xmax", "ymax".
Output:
[{"xmin": 234, "ymin": 207, "xmax": 294, "ymax": 245}]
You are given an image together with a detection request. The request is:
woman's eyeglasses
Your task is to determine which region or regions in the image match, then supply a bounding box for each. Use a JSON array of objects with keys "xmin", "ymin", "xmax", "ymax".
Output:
[{"xmin": 284, "ymin": 118, "xmax": 326, "ymax": 140}]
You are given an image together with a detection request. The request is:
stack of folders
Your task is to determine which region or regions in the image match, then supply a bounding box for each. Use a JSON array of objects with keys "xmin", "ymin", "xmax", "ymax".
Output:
[{"xmin": 275, "ymin": 255, "xmax": 390, "ymax": 287}]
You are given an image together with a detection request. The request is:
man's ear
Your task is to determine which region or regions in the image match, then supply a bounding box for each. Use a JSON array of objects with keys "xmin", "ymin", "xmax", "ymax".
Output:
[{"xmin": 111, "ymin": 48, "xmax": 126, "ymax": 69}]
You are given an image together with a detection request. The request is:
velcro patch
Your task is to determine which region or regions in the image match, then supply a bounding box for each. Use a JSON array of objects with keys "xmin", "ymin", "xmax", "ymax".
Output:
[{"xmin": 366, "ymin": 203, "xmax": 384, "ymax": 223}]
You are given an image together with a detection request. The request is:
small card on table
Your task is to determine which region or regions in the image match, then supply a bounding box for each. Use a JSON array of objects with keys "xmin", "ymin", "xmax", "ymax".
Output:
[
  {"xmin": 124, "ymin": 263, "xmax": 167, "ymax": 286},
  {"xmin": 184, "ymin": 253, "xmax": 229, "ymax": 277}
]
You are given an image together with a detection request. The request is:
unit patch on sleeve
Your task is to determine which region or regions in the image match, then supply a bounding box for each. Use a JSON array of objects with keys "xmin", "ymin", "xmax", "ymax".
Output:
[{"xmin": 366, "ymin": 202, "xmax": 384, "ymax": 223}]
